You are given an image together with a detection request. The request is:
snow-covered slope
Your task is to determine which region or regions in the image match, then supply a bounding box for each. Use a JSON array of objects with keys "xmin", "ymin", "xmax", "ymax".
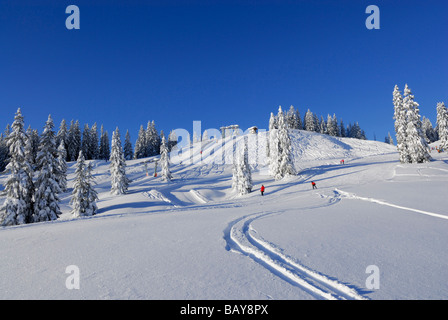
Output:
[{"xmin": 1, "ymin": 130, "xmax": 447, "ymax": 300}]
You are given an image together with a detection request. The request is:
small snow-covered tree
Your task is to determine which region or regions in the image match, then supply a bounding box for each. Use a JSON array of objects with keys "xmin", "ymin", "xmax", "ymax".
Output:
[
  {"xmin": 168, "ymin": 130, "xmax": 178, "ymax": 152},
  {"xmin": 146, "ymin": 120, "xmax": 160, "ymax": 156},
  {"xmin": 277, "ymin": 107, "xmax": 296, "ymax": 178},
  {"xmin": 57, "ymin": 141, "xmax": 68, "ymax": 192},
  {"xmin": 110, "ymin": 127, "xmax": 129, "ymax": 195},
  {"xmin": 33, "ymin": 115, "xmax": 62, "ymax": 223},
  {"xmin": 403, "ymin": 84, "xmax": 431, "ymax": 163},
  {"xmin": 385, "ymin": 132, "xmax": 394, "ymax": 145},
  {"xmin": 56, "ymin": 119, "xmax": 68, "ymax": 159},
  {"xmin": 81, "ymin": 123, "xmax": 91, "ymax": 160},
  {"xmin": 67, "ymin": 120, "xmax": 81, "ymax": 161},
  {"xmin": 159, "ymin": 132, "xmax": 172, "ymax": 182},
  {"xmin": 269, "ymin": 106, "xmax": 296, "ymax": 180},
  {"xmin": 90, "ymin": 123, "xmax": 99, "ymax": 160},
  {"xmin": 393, "ymin": 85, "xmax": 410, "ymax": 163},
  {"xmin": 304, "ymin": 109, "xmax": 316, "ymax": 132},
  {"xmin": 320, "ymin": 116, "xmax": 327, "ymax": 135},
  {"xmin": 99, "ymin": 125, "xmax": 110, "ymax": 160},
  {"xmin": 134, "ymin": 125, "xmax": 147, "ymax": 159},
  {"xmin": 0, "ymin": 108, "xmax": 34, "ymax": 226},
  {"xmin": 436, "ymin": 102, "xmax": 448, "ymax": 149},
  {"xmin": 123, "ymin": 130, "xmax": 133, "ymax": 160},
  {"xmin": 232, "ymin": 137, "xmax": 252, "ymax": 195},
  {"xmin": 70, "ymin": 151, "xmax": 98, "ymax": 217}
]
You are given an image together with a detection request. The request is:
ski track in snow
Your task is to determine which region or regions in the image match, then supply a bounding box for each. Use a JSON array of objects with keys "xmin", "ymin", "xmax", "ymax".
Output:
[
  {"xmin": 224, "ymin": 194, "xmax": 368, "ymax": 300},
  {"xmin": 335, "ymin": 188, "xmax": 448, "ymax": 220}
]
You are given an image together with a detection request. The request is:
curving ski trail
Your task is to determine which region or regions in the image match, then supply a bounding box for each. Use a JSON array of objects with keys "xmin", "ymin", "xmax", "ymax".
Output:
[
  {"xmin": 335, "ymin": 188, "xmax": 448, "ymax": 220},
  {"xmin": 224, "ymin": 199, "xmax": 368, "ymax": 300}
]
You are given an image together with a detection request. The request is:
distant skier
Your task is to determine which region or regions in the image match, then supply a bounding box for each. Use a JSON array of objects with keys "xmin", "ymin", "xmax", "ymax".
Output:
[
  {"xmin": 260, "ymin": 185, "xmax": 265, "ymax": 196},
  {"xmin": 311, "ymin": 181, "xmax": 317, "ymax": 189}
]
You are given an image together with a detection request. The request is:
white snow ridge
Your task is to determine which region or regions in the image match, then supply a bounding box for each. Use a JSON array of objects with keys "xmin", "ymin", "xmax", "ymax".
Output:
[{"xmin": 1, "ymin": 129, "xmax": 448, "ymax": 300}]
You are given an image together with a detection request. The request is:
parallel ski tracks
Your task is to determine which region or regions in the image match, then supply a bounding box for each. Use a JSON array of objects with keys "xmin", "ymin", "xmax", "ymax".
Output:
[{"xmin": 224, "ymin": 197, "xmax": 368, "ymax": 300}]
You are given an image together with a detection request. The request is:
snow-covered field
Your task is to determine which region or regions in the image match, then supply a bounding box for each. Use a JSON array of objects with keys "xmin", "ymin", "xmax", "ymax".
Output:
[{"xmin": 1, "ymin": 130, "xmax": 447, "ymax": 300}]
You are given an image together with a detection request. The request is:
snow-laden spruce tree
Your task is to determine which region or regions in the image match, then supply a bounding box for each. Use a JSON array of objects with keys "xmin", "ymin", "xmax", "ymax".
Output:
[
  {"xmin": 436, "ymin": 102, "xmax": 448, "ymax": 149},
  {"xmin": 393, "ymin": 85, "xmax": 410, "ymax": 163},
  {"xmin": 159, "ymin": 131, "xmax": 172, "ymax": 182},
  {"xmin": 0, "ymin": 108, "xmax": 34, "ymax": 226},
  {"xmin": 403, "ymin": 84, "xmax": 431, "ymax": 163},
  {"xmin": 232, "ymin": 137, "xmax": 252, "ymax": 195},
  {"xmin": 33, "ymin": 115, "xmax": 62, "ymax": 223},
  {"xmin": 110, "ymin": 127, "xmax": 129, "ymax": 195},
  {"xmin": 277, "ymin": 107, "xmax": 297, "ymax": 177},
  {"xmin": 304, "ymin": 109, "xmax": 316, "ymax": 132},
  {"xmin": 57, "ymin": 141, "xmax": 68, "ymax": 192},
  {"xmin": 67, "ymin": 120, "xmax": 81, "ymax": 161},
  {"xmin": 123, "ymin": 130, "xmax": 133, "ymax": 160},
  {"xmin": 90, "ymin": 123, "xmax": 99, "ymax": 160},
  {"xmin": 146, "ymin": 120, "xmax": 160, "ymax": 156},
  {"xmin": 70, "ymin": 151, "xmax": 98, "ymax": 217},
  {"xmin": 269, "ymin": 106, "xmax": 296, "ymax": 180},
  {"xmin": 134, "ymin": 125, "xmax": 147, "ymax": 159},
  {"xmin": 99, "ymin": 125, "xmax": 110, "ymax": 160},
  {"xmin": 268, "ymin": 126, "xmax": 281, "ymax": 179}
]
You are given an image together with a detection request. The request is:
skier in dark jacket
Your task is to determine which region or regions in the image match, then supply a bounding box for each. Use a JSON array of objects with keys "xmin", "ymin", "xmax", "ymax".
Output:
[{"xmin": 260, "ymin": 185, "xmax": 265, "ymax": 196}]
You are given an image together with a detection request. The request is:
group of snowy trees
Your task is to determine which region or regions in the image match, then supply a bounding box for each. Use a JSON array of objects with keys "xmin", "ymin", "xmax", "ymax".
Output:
[
  {"xmin": 0, "ymin": 109, "xmax": 134, "ymax": 226},
  {"xmin": 232, "ymin": 106, "xmax": 298, "ymax": 195},
  {"xmin": 0, "ymin": 109, "xmax": 68, "ymax": 225},
  {"xmin": 55, "ymin": 119, "xmax": 112, "ymax": 162},
  {"xmin": 393, "ymin": 84, "xmax": 432, "ymax": 163},
  {"xmin": 275, "ymin": 105, "xmax": 367, "ymax": 140},
  {"xmin": 134, "ymin": 121, "xmax": 161, "ymax": 159}
]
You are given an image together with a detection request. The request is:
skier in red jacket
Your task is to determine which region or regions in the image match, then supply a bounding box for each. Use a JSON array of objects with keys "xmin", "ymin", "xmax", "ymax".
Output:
[
  {"xmin": 260, "ymin": 185, "xmax": 265, "ymax": 196},
  {"xmin": 311, "ymin": 181, "xmax": 317, "ymax": 189}
]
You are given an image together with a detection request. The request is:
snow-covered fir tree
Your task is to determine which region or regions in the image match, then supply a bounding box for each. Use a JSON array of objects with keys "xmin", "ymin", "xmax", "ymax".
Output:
[
  {"xmin": 339, "ymin": 119, "xmax": 346, "ymax": 137},
  {"xmin": 168, "ymin": 130, "xmax": 178, "ymax": 152},
  {"xmin": 67, "ymin": 120, "xmax": 81, "ymax": 161},
  {"xmin": 385, "ymin": 132, "xmax": 394, "ymax": 145},
  {"xmin": 56, "ymin": 119, "xmax": 68, "ymax": 155},
  {"xmin": 393, "ymin": 85, "xmax": 410, "ymax": 163},
  {"xmin": 327, "ymin": 114, "xmax": 339, "ymax": 137},
  {"xmin": 110, "ymin": 127, "xmax": 129, "ymax": 195},
  {"xmin": 277, "ymin": 107, "xmax": 297, "ymax": 178},
  {"xmin": 33, "ymin": 115, "xmax": 62, "ymax": 223},
  {"xmin": 319, "ymin": 116, "xmax": 327, "ymax": 135},
  {"xmin": 0, "ymin": 109, "xmax": 34, "ymax": 226},
  {"xmin": 123, "ymin": 130, "xmax": 133, "ymax": 160},
  {"xmin": 159, "ymin": 132, "xmax": 172, "ymax": 182},
  {"xmin": 269, "ymin": 106, "xmax": 296, "ymax": 180},
  {"xmin": 232, "ymin": 136, "xmax": 252, "ymax": 195},
  {"xmin": 146, "ymin": 120, "xmax": 160, "ymax": 157},
  {"xmin": 403, "ymin": 84, "xmax": 431, "ymax": 163},
  {"xmin": 57, "ymin": 141, "xmax": 68, "ymax": 192},
  {"xmin": 0, "ymin": 132, "xmax": 8, "ymax": 172},
  {"xmin": 436, "ymin": 102, "xmax": 448, "ymax": 149},
  {"xmin": 134, "ymin": 125, "xmax": 147, "ymax": 159},
  {"xmin": 304, "ymin": 109, "xmax": 316, "ymax": 132},
  {"xmin": 421, "ymin": 117, "xmax": 433, "ymax": 143},
  {"xmin": 99, "ymin": 125, "xmax": 110, "ymax": 160},
  {"xmin": 70, "ymin": 151, "xmax": 98, "ymax": 217},
  {"xmin": 81, "ymin": 123, "xmax": 92, "ymax": 160},
  {"xmin": 90, "ymin": 123, "xmax": 99, "ymax": 160}
]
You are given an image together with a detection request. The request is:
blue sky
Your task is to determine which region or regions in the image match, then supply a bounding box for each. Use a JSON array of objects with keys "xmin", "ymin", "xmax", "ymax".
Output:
[{"xmin": 1, "ymin": 0, "xmax": 447, "ymax": 143}]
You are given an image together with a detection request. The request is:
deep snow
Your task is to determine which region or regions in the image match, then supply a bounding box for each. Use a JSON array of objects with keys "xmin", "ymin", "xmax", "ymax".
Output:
[{"xmin": 0, "ymin": 130, "xmax": 447, "ymax": 300}]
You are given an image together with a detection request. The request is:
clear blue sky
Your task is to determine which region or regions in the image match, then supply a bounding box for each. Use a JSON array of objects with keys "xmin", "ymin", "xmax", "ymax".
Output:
[{"xmin": 1, "ymin": 0, "xmax": 447, "ymax": 142}]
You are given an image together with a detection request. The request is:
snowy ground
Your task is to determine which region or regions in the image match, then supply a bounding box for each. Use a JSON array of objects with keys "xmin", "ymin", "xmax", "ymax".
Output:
[{"xmin": 0, "ymin": 130, "xmax": 447, "ymax": 300}]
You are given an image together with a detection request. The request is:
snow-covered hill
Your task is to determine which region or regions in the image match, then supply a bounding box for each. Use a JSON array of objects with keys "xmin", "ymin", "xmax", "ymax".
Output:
[{"xmin": 1, "ymin": 130, "xmax": 448, "ymax": 300}]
